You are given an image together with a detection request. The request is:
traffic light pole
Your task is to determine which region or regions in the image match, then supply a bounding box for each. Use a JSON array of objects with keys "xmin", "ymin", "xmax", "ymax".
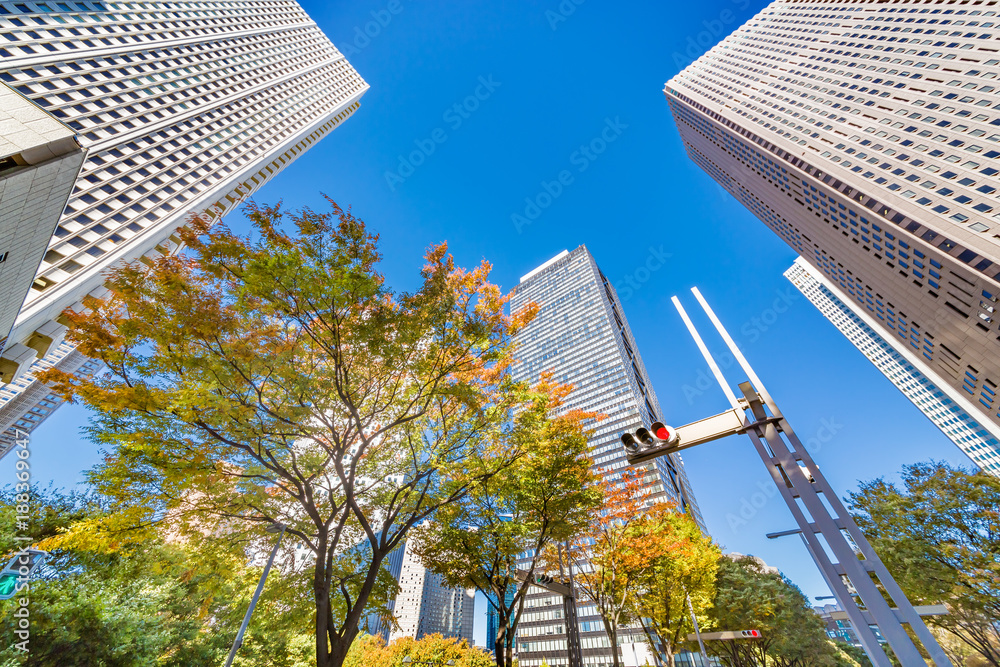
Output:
[
  {"xmin": 515, "ymin": 555, "xmax": 584, "ymax": 667},
  {"xmin": 623, "ymin": 288, "xmax": 951, "ymax": 667}
]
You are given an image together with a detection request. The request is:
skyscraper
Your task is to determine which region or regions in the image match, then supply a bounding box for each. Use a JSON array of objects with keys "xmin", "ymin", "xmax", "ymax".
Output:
[
  {"xmin": 0, "ymin": 341, "xmax": 102, "ymax": 458},
  {"xmin": 485, "ymin": 586, "xmax": 516, "ymax": 654},
  {"xmin": 0, "ymin": 82, "xmax": 84, "ymax": 370},
  {"xmin": 509, "ymin": 247, "xmax": 704, "ymax": 667},
  {"xmin": 364, "ymin": 539, "xmax": 475, "ymax": 645},
  {"xmin": 665, "ymin": 0, "xmax": 1000, "ymax": 440},
  {"xmin": 786, "ymin": 257, "xmax": 1000, "ymax": 473},
  {"xmin": 0, "ymin": 0, "xmax": 368, "ymax": 451}
]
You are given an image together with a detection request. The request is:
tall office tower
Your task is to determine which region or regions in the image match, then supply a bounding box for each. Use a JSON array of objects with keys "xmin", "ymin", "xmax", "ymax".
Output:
[
  {"xmin": 509, "ymin": 246, "xmax": 704, "ymax": 667},
  {"xmin": 787, "ymin": 257, "xmax": 1000, "ymax": 473},
  {"xmin": 665, "ymin": 0, "xmax": 1000, "ymax": 443},
  {"xmin": 0, "ymin": 341, "xmax": 102, "ymax": 457},
  {"xmin": 383, "ymin": 540, "xmax": 475, "ymax": 644},
  {"xmin": 0, "ymin": 0, "xmax": 367, "ymax": 445},
  {"xmin": 0, "ymin": 83, "xmax": 85, "ymax": 375}
]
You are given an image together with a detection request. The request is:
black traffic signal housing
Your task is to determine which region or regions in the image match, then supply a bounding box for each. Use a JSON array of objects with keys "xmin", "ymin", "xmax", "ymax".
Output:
[
  {"xmin": 534, "ymin": 573, "xmax": 554, "ymax": 586},
  {"xmin": 620, "ymin": 421, "xmax": 679, "ymax": 459}
]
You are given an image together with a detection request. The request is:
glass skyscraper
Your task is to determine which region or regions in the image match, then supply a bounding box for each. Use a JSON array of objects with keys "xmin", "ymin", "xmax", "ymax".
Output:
[
  {"xmin": 665, "ymin": 0, "xmax": 1000, "ymax": 444},
  {"xmin": 787, "ymin": 257, "xmax": 1000, "ymax": 474},
  {"xmin": 509, "ymin": 246, "xmax": 704, "ymax": 667},
  {"xmin": 0, "ymin": 0, "xmax": 367, "ymax": 454}
]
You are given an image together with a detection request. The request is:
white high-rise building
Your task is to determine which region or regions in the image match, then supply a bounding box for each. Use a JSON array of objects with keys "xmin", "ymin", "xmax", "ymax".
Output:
[
  {"xmin": 0, "ymin": 82, "xmax": 84, "ymax": 375},
  {"xmin": 665, "ymin": 0, "xmax": 1000, "ymax": 441},
  {"xmin": 388, "ymin": 540, "xmax": 475, "ymax": 644},
  {"xmin": 363, "ymin": 538, "xmax": 475, "ymax": 646},
  {"xmin": 0, "ymin": 0, "xmax": 368, "ymax": 452},
  {"xmin": 509, "ymin": 246, "xmax": 704, "ymax": 667},
  {"xmin": 786, "ymin": 257, "xmax": 1000, "ymax": 475}
]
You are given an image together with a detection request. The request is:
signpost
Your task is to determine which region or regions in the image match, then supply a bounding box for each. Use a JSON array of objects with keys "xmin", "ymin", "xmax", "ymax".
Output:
[{"xmin": 620, "ymin": 287, "xmax": 952, "ymax": 667}]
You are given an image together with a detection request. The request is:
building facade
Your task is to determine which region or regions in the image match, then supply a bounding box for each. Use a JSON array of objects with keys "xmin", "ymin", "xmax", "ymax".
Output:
[
  {"xmin": 0, "ymin": 82, "xmax": 85, "ymax": 371},
  {"xmin": 814, "ymin": 603, "xmax": 866, "ymax": 649},
  {"xmin": 0, "ymin": 0, "xmax": 367, "ymax": 453},
  {"xmin": 362, "ymin": 539, "xmax": 474, "ymax": 645},
  {"xmin": 0, "ymin": 341, "xmax": 102, "ymax": 458},
  {"xmin": 508, "ymin": 247, "xmax": 705, "ymax": 667},
  {"xmin": 665, "ymin": 0, "xmax": 1000, "ymax": 447},
  {"xmin": 485, "ymin": 585, "xmax": 516, "ymax": 654},
  {"xmin": 787, "ymin": 257, "xmax": 1000, "ymax": 473}
]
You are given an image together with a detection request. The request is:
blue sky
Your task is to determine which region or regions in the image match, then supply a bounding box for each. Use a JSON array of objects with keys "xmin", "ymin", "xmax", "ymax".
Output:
[{"xmin": 3, "ymin": 0, "xmax": 976, "ymax": 646}]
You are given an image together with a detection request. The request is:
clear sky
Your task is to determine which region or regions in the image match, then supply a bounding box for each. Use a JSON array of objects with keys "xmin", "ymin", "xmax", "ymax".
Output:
[{"xmin": 2, "ymin": 0, "xmax": 977, "ymax": 648}]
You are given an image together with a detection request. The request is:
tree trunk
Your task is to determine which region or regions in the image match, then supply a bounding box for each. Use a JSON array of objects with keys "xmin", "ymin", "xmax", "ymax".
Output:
[
  {"xmin": 315, "ymin": 536, "xmax": 331, "ymax": 667},
  {"xmin": 495, "ymin": 621, "xmax": 508, "ymax": 667},
  {"xmin": 602, "ymin": 617, "xmax": 621, "ymax": 667},
  {"xmin": 325, "ymin": 634, "xmax": 352, "ymax": 667}
]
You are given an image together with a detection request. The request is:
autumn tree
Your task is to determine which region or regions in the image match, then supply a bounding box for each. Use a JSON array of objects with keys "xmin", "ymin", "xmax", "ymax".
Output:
[
  {"xmin": 849, "ymin": 462, "xmax": 1000, "ymax": 666},
  {"xmin": 38, "ymin": 200, "xmax": 540, "ymax": 667},
  {"xmin": 707, "ymin": 554, "xmax": 856, "ymax": 667},
  {"xmin": 624, "ymin": 504, "xmax": 720, "ymax": 667},
  {"xmin": 559, "ymin": 468, "xmax": 652, "ymax": 667},
  {"xmin": 343, "ymin": 633, "xmax": 494, "ymax": 667},
  {"xmin": 0, "ymin": 486, "xmax": 315, "ymax": 666},
  {"xmin": 410, "ymin": 376, "xmax": 601, "ymax": 667}
]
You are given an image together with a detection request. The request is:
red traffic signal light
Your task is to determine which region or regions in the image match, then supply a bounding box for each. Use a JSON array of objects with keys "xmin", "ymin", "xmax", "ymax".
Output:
[
  {"xmin": 741, "ymin": 629, "xmax": 761, "ymax": 638},
  {"xmin": 650, "ymin": 421, "xmax": 677, "ymax": 444},
  {"xmin": 620, "ymin": 422, "xmax": 680, "ymax": 458}
]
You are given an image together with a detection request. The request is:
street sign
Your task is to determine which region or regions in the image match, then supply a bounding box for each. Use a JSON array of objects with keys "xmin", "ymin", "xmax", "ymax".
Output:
[{"xmin": 0, "ymin": 549, "xmax": 49, "ymax": 601}]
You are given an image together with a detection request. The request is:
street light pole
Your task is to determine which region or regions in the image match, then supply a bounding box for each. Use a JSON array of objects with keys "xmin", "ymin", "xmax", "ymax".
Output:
[
  {"xmin": 685, "ymin": 592, "xmax": 709, "ymax": 665},
  {"xmin": 224, "ymin": 523, "xmax": 287, "ymax": 667}
]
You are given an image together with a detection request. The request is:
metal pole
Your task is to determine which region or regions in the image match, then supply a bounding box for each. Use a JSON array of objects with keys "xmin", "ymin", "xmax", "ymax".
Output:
[
  {"xmin": 690, "ymin": 288, "xmax": 951, "ymax": 667},
  {"xmin": 685, "ymin": 592, "xmax": 709, "ymax": 665},
  {"xmin": 557, "ymin": 543, "xmax": 584, "ymax": 667},
  {"xmin": 671, "ymin": 296, "xmax": 741, "ymax": 410},
  {"xmin": 224, "ymin": 525, "xmax": 286, "ymax": 667},
  {"xmin": 664, "ymin": 291, "xmax": 950, "ymax": 667}
]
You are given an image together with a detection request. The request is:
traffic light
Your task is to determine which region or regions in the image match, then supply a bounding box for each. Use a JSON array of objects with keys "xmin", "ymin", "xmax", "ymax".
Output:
[
  {"xmin": 620, "ymin": 421, "xmax": 679, "ymax": 457},
  {"xmin": 534, "ymin": 573, "xmax": 554, "ymax": 586},
  {"xmin": 740, "ymin": 630, "xmax": 761, "ymax": 639},
  {"xmin": 0, "ymin": 549, "xmax": 48, "ymax": 601}
]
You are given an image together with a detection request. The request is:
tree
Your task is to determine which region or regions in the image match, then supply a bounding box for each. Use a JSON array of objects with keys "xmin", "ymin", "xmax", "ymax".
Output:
[
  {"xmin": 0, "ymin": 486, "xmax": 314, "ymax": 666},
  {"xmin": 38, "ymin": 200, "xmax": 540, "ymax": 667},
  {"xmin": 707, "ymin": 554, "xmax": 855, "ymax": 667},
  {"xmin": 561, "ymin": 468, "xmax": 651, "ymax": 667},
  {"xmin": 410, "ymin": 375, "xmax": 601, "ymax": 667},
  {"xmin": 848, "ymin": 462, "xmax": 1000, "ymax": 666},
  {"xmin": 624, "ymin": 504, "xmax": 720, "ymax": 667},
  {"xmin": 343, "ymin": 633, "xmax": 494, "ymax": 667}
]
